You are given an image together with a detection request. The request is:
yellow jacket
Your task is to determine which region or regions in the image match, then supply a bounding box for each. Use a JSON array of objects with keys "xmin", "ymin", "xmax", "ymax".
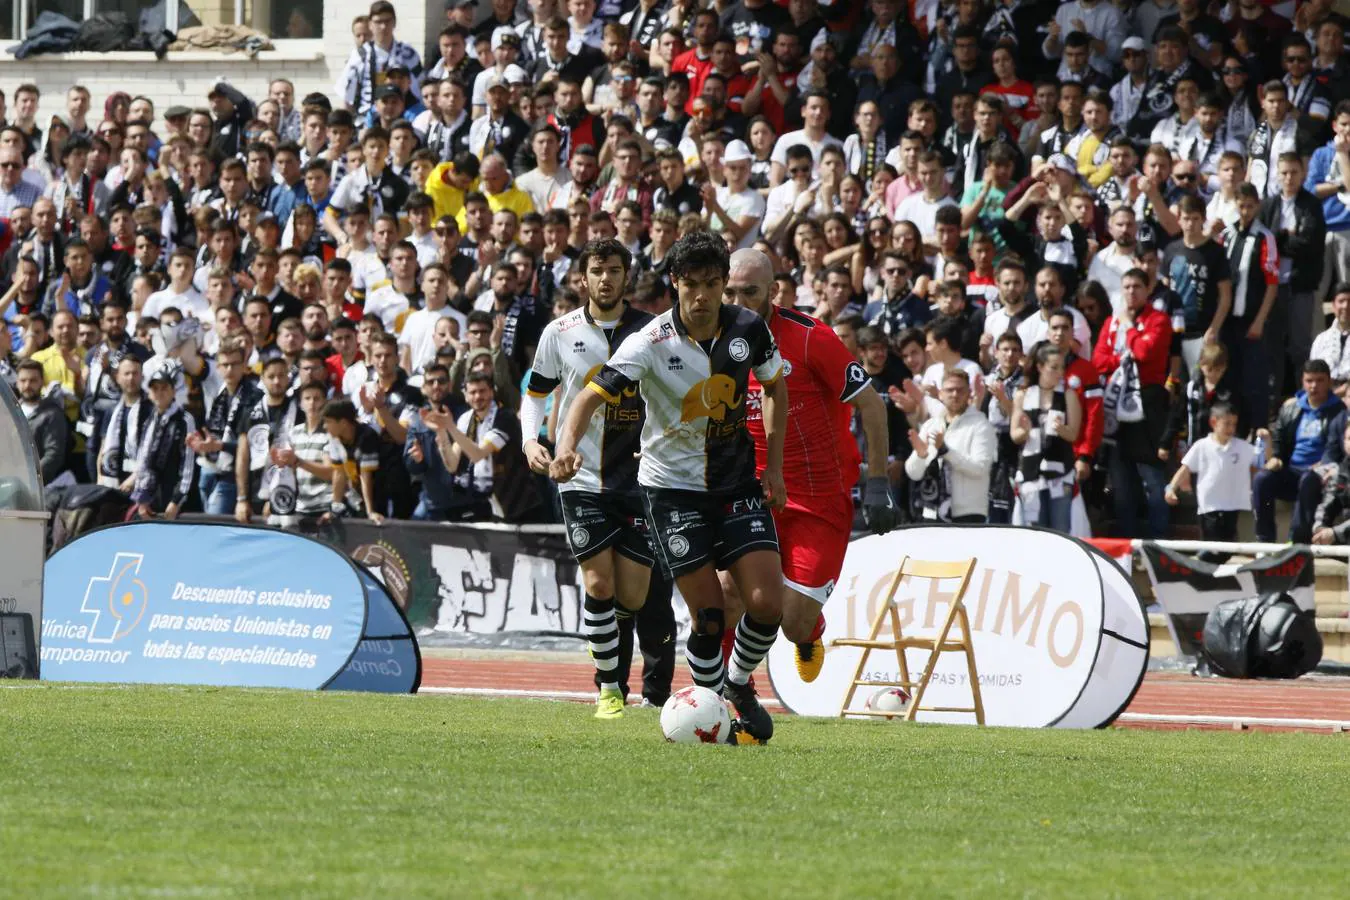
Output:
[
  {"xmin": 425, "ymin": 163, "xmax": 478, "ymax": 222},
  {"xmin": 1075, "ymin": 131, "xmax": 1114, "ymax": 189}
]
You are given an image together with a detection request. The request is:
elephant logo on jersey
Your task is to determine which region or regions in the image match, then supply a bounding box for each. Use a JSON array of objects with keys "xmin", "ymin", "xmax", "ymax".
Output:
[
  {"xmin": 680, "ymin": 374, "xmax": 742, "ymax": 422},
  {"xmin": 728, "ymin": 337, "xmax": 750, "ymax": 361},
  {"xmin": 585, "ymin": 363, "xmax": 637, "ymax": 401}
]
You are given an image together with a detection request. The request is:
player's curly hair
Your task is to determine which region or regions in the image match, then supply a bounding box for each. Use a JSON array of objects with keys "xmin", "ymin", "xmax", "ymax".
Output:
[
  {"xmin": 666, "ymin": 230, "xmax": 729, "ymax": 283},
  {"xmin": 576, "ymin": 238, "xmax": 633, "ymax": 276}
]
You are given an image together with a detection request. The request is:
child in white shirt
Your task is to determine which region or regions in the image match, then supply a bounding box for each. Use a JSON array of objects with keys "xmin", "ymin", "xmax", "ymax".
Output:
[{"xmin": 1164, "ymin": 402, "xmax": 1267, "ymax": 543}]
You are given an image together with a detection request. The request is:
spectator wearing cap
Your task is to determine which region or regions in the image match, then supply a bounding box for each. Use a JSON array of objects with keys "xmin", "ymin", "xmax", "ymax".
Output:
[
  {"xmin": 369, "ymin": 84, "xmax": 411, "ymax": 132},
  {"xmin": 473, "ymin": 28, "xmax": 525, "ymax": 117},
  {"xmin": 703, "ymin": 138, "xmax": 761, "ymax": 248},
  {"xmin": 160, "ymin": 106, "xmax": 191, "ymax": 144},
  {"xmin": 338, "ymin": 0, "xmax": 425, "ymax": 118},
  {"xmin": 207, "ymin": 81, "xmax": 256, "ymax": 160},
  {"xmin": 131, "ymin": 360, "xmax": 196, "ymax": 519},
  {"xmin": 469, "ymin": 72, "xmax": 531, "ymax": 165},
  {"xmin": 1111, "ymin": 37, "xmax": 1152, "ymax": 129},
  {"xmin": 795, "ymin": 30, "xmax": 856, "ymax": 139}
]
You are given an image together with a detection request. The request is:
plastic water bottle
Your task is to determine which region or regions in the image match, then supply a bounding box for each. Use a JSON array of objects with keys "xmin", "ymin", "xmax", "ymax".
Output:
[{"xmin": 1253, "ymin": 433, "xmax": 1266, "ymax": 469}]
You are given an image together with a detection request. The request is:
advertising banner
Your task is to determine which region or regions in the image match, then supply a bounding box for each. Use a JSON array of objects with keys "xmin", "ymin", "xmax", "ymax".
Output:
[
  {"xmin": 41, "ymin": 522, "xmax": 367, "ymax": 689},
  {"xmin": 766, "ymin": 525, "xmax": 1149, "ymax": 728},
  {"xmin": 1140, "ymin": 544, "xmax": 1315, "ymax": 657},
  {"xmin": 325, "ymin": 564, "xmax": 421, "ymax": 694}
]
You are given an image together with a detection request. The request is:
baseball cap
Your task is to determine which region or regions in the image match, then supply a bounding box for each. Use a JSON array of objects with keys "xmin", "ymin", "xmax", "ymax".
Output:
[
  {"xmin": 164, "ymin": 105, "xmax": 191, "ymax": 120},
  {"xmin": 503, "ymin": 64, "xmax": 530, "ymax": 86},
  {"xmin": 491, "ymin": 27, "xmax": 521, "ymax": 51},
  {"xmin": 483, "ymin": 72, "xmax": 511, "ymax": 92},
  {"xmin": 1121, "ymin": 36, "xmax": 1147, "ymax": 53},
  {"xmin": 723, "ymin": 139, "xmax": 752, "ymax": 163},
  {"xmin": 374, "ymin": 84, "xmax": 403, "ymax": 102},
  {"xmin": 1046, "ymin": 153, "xmax": 1077, "ymax": 175}
]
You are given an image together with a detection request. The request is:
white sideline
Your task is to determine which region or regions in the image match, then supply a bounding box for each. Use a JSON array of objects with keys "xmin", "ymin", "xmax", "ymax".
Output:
[
  {"xmin": 418, "ymin": 685, "xmax": 787, "ymax": 710},
  {"xmin": 1117, "ymin": 712, "xmax": 1350, "ymax": 731}
]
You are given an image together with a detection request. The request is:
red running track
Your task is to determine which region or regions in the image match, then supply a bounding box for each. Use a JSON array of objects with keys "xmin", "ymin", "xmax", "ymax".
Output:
[{"xmin": 420, "ymin": 657, "xmax": 1350, "ymax": 733}]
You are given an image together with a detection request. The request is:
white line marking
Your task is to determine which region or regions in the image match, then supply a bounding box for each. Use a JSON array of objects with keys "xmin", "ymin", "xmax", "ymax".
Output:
[{"xmin": 1117, "ymin": 712, "xmax": 1350, "ymax": 731}]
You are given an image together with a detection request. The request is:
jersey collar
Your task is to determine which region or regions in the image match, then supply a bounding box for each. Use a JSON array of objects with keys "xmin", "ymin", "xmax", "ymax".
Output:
[{"xmin": 671, "ymin": 300, "xmax": 733, "ymax": 339}]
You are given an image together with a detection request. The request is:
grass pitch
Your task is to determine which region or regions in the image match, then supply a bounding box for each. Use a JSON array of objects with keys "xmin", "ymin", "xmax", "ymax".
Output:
[{"xmin": 1, "ymin": 686, "xmax": 1344, "ymax": 898}]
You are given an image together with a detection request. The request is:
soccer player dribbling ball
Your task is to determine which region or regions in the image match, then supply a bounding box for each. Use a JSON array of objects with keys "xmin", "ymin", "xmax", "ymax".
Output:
[
  {"xmin": 721, "ymin": 249, "xmax": 897, "ymax": 684},
  {"xmin": 523, "ymin": 238, "xmax": 656, "ymax": 720},
  {"xmin": 552, "ymin": 232, "xmax": 788, "ymax": 743}
]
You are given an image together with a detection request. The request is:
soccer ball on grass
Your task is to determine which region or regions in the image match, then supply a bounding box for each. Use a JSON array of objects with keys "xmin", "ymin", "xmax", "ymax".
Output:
[
  {"xmin": 864, "ymin": 687, "xmax": 912, "ymax": 720},
  {"xmin": 660, "ymin": 686, "xmax": 733, "ymax": 744}
]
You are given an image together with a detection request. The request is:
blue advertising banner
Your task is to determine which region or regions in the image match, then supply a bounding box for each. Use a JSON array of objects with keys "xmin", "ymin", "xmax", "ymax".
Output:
[
  {"xmin": 325, "ymin": 565, "xmax": 421, "ymax": 694},
  {"xmin": 41, "ymin": 523, "xmax": 367, "ymax": 690}
]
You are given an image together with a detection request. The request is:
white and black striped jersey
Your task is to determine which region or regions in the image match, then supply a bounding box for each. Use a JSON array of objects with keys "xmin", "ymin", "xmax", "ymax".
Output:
[
  {"xmin": 590, "ymin": 303, "xmax": 784, "ymax": 493},
  {"xmin": 527, "ymin": 304, "xmax": 652, "ymax": 494}
]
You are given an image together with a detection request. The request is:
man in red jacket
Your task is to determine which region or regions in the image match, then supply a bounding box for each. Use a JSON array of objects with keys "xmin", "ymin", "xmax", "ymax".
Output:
[{"xmin": 1094, "ymin": 268, "xmax": 1175, "ymax": 538}]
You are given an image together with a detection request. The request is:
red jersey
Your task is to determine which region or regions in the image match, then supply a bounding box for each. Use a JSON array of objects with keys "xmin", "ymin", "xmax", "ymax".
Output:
[
  {"xmin": 746, "ymin": 307, "xmax": 869, "ymax": 498},
  {"xmin": 671, "ymin": 49, "xmax": 714, "ymax": 114}
]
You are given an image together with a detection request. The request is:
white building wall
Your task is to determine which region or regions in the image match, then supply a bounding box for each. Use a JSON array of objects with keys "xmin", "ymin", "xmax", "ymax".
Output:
[{"xmin": 0, "ymin": 0, "xmax": 447, "ymax": 126}]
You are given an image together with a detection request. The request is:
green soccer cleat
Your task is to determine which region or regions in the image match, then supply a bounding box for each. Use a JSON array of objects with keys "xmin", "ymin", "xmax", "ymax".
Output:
[{"xmin": 594, "ymin": 687, "xmax": 625, "ymax": 720}]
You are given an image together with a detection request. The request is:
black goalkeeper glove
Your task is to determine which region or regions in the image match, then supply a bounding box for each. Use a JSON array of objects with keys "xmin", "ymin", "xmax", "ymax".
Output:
[{"xmin": 862, "ymin": 476, "xmax": 897, "ymax": 535}]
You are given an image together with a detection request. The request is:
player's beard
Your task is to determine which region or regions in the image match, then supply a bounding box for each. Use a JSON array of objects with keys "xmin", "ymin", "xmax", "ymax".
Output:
[{"xmin": 592, "ymin": 286, "xmax": 622, "ymax": 313}]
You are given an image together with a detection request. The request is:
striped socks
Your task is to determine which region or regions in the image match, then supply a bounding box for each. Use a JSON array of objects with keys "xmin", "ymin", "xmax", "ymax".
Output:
[
  {"xmin": 685, "ymin": 608, "xmax": 725, "ymax": 693},
  {"xmin": 583, "ymin": 593, "xmax": 620, "ymax": 692},
  {"xmin": 727, "ymin": 614, "xmax": 779, "ymax": 686}
]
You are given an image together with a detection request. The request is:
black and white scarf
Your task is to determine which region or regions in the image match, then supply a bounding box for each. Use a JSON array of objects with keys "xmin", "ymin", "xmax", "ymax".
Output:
[
  {"xmin": 1247, "ymin": 117, "xmax": 1299, "ymax": 198},
  {"xmin": 100, "ymin": 396, "xmax": 153, "ymax": 479},
  {"xmin": 1139, "ymin": 59, "xmax": 1196, "ymax": 123}
]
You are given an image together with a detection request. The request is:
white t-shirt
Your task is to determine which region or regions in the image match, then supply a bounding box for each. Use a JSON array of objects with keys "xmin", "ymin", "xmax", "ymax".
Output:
[
  {"xmin": 770, "ymin": 130, "xmax": 844, "ymax": 172},
  {"xmin": 143, "ymin": 286, "xmax": 209, "ymax": 323},
  {"xmin": 764, "ymin": 179, "xmax": 806, "ymax": 233},
  {"xmin": 921, "ymin": 358, "xmax": 984, "ymax": 394},
  {"xmin": 1181, "ymin": 435, "xmax": 1257, "ymax": 515},
  {"xmin": 894, "ymin": 192, "xmax": 957, "ymax": 244},
  {"xmin": 1017, "ymin": 306, "xmax": 1092, "ymax": 354},
  {"xmin": 398, "ymin": 306, "xmax": 466, "ymax": 374},
  {"xmin": 712, "ymin": 185, "xmax": 766, "ymax": 251}
]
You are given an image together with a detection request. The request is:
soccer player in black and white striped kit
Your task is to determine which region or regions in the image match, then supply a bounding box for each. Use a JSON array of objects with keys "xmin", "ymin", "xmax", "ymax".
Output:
[
  {"xmin": 522, "ymin": 238, "xmax": 658, "ymax": 719},
  {"xmin": 553, "ymin": 232, "xmax": 788, "ymax": 743}
]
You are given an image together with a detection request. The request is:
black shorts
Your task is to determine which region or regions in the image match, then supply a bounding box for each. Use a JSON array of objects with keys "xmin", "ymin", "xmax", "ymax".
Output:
[
  {"xmin": 642, "ymin": 482, "xmax": 780, "ymax": 579},
  {"xmin": 559, "ymin": 490, "xmax": 655, "ymax": 566}
]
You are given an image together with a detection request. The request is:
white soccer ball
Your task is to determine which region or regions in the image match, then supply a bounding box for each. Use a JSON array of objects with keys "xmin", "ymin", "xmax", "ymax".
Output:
[
  {"xmin": 865, "ymin": 687, "xmax": 912, "ymax": 720},
  {"xmin": 660, "ymin": 686, "xmax": 733, "ymax": 744}
]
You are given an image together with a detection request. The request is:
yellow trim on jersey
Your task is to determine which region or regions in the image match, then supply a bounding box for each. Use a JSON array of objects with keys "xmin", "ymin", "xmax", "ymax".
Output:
[
  {"xmin": 586, "ymin": 380, "xmax": 619, "ymax": 404},
  {"xmin": 525, "ymin": 388, "xmax": 552, "ymax": 398},
  {"xmin": 759, "ymin": 366, "xmax": 784, "ymax": 388}
]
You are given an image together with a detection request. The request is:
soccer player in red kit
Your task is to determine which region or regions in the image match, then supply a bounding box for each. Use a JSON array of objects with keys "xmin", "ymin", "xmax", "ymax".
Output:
[{"xmin": 720, "ymin": 249, "xmax": 897, "ymax": 682}]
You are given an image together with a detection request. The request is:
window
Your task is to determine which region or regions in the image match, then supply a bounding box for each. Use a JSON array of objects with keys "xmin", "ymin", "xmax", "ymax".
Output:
[{"xmin": 10, "ymin": 0, "xmax": 321, "ymax": 42}]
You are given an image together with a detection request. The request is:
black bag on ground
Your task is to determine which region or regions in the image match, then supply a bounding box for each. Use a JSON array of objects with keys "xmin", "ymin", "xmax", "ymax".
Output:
[
  {"xmin": 1201, "ymin": 592, "xmax": 1323, "ymax": 679},
  {"xmin": 45, "ymin": 484, "xmax": 132, "ymax": 553}
]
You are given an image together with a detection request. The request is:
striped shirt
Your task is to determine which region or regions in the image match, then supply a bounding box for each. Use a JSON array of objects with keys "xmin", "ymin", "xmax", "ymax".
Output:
[
  {"xmin": 337, "ymin": 40, "xmax": 424, "ymax": 116},
  {"xmin": 288, "ymin": 421, "xmax": 334, "ymax": 515}
]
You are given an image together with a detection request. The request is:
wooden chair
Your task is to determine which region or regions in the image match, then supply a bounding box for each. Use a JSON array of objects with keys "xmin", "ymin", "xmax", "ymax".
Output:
[{"xmin": 832, "ymin": 556, "xmax": 985, "ymax": 724}]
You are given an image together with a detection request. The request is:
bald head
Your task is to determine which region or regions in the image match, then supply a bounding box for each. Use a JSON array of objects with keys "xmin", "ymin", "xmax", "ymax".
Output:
[{"xmin": 726, "ymin": 248, "xmax": 775, "ymax": 316}]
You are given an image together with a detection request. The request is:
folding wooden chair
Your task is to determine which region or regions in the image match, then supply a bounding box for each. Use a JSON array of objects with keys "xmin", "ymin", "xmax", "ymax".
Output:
[{"xmin": 831, "ymin": 556, "xmax": 984, "ymax": 724}]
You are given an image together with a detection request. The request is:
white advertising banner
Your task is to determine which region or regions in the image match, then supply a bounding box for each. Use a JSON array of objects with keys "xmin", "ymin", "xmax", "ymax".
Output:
[{"xmin": 766, "ymin": 525, "xmax": 1149, "ymax": 728}]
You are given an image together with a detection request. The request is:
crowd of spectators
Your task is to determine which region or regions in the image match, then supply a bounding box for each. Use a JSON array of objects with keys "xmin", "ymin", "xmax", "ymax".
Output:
[{"xmin": 4, "ymin": 0, "xmax": 1350, "ymax": 543}]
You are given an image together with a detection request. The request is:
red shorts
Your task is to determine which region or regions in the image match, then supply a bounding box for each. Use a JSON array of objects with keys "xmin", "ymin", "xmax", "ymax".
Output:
[{"xmin": 773, "ymin": 492, "xmax": 853, "ymax": 603}]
